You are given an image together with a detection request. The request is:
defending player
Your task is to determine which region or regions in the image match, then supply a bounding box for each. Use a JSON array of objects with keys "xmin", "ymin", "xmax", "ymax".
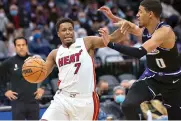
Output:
[{"xmin": 99, "ymin": 0, "xmax": 181, "ymax": 120}]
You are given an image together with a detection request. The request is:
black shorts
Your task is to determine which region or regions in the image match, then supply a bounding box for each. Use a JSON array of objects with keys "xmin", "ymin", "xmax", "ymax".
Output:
[
  {"xmin": 138, "ymin": 75, "xmax": 181, "ymax": 107},
  {"xmin": 123, "ymin": 73, "xmax": 181, "ymax": 120}
]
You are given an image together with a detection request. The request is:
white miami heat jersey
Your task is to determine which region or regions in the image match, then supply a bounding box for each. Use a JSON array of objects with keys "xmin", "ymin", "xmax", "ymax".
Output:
[{"xmin": 55, "ymin": 38, "xmax": 95, "ymax": 94}]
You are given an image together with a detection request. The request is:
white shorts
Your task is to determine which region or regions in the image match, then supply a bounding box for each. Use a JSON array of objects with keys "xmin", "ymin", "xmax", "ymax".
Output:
[{"xmin": 41, "ymin": 90, "xmax": 99, "ymax": 120}]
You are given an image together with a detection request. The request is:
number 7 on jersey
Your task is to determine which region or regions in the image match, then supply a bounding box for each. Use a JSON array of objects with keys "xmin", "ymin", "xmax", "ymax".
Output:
[{"xmin": 74, "ymin": 63, "xmax": 81, "ymax": 74}]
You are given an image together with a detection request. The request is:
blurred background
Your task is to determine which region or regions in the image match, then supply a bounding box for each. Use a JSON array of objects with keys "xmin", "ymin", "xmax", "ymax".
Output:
[{"xmin": 0, "ymin": 0, "xmax": 181, "ymax": 120}]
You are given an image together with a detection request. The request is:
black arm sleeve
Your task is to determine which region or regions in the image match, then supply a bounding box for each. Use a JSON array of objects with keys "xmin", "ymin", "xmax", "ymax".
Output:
[{"xmin": 107, "ymin": 42, "xmax": 147, "ymax": 59}]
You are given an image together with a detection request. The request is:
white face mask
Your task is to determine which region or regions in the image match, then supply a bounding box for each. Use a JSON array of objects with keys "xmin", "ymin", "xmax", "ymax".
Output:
[
  {"xmin": 74, "ymin": 24, "xmax": 80, "ymax": 31},
  {"xmin": 49, "ymin": 21, "xmax": 54, "ymax": 29},
  {"xmin": 0, "ymin": 13, "xmax": 5, "ymax": 18},
  {"xmin": 48, "ymin": 2, "xmax": 55, "ymax": 8},
  {"xmin": 29, "ymin": 22, "xmax": 34, "ymax": 30}
]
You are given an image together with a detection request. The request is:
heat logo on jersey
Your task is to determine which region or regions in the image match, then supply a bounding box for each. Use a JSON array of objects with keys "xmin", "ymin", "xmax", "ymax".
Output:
[{"xmin": 58, "ymin": 49, "xmax": 83, "ymax": 67}]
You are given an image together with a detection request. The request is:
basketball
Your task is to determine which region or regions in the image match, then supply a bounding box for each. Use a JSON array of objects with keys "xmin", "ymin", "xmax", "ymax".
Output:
[{"xmin": 22, "ymin": 58, "xmax": 47, "ymax": 83}]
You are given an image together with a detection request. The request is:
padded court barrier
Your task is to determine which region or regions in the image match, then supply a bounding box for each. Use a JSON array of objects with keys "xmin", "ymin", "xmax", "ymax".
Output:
[{"xmin": 0, "ymin": 104, "xmax": 49, "ymax": 120}]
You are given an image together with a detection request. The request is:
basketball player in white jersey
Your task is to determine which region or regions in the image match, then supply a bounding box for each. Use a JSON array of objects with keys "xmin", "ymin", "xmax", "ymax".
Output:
[{"xmin": 28, "ymin": 18, "xmax": 120, "ymax": 120}]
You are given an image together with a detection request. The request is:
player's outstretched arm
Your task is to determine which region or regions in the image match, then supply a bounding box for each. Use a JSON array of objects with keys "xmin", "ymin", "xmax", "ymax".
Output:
[
  {"xmin": 106, "ymin": 26, "xmax": 173, "ymax": 59},
  {"xmin": 99, "ymin": 6, "xmax": 143, "ymax": 36},
  {"xmin": 83, "ymin": 27, "xmax": 124, "ymax": 50}
]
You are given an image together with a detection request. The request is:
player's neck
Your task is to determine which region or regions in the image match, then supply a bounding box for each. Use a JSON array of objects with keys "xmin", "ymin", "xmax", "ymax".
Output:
[
  {"xmin": 146, "ymin": 18, "xmax": 160, "ymax": 35},
  {"xmin": 62, "ymin": 42, "xmax": 73, "ymax": 48}
]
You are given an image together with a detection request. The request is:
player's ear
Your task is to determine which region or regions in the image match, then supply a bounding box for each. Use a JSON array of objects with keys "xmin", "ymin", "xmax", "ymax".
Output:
[
  {"xmin": 149, "ymin": 11, "xmax": 154, "ymax": 18},
  {"xmin": 57, "ymin": 32, "xmax": 60, "ymax": 37}
]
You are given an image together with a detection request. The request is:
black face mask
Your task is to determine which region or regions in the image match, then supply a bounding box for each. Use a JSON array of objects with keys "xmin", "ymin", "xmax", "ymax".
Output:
[
  {"xmin": 7, "ymin": 28, "xmax": 14, "ymax": 34},
  {"xmin": 101, "ymin": 90, "xmax": 109, "ymax": 95},
  {"xmin": 72, "ymin": 8, "xmax": 77, "ymax": 12}
]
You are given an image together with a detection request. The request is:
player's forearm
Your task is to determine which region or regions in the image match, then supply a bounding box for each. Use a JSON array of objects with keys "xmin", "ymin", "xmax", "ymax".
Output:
[
  {"xmin": 112, "ymin": 16, "xmax": 123, "ymax": 23},
  {"xmin": 107, "ymin": 42, "xmax": 147, "ymax": 59},
  {"xmin": 44, "ymin": 63, "xmax": 54, "ymax": 79},
  {"xmin": 128, "ymin": 21, "xmax": 142, "ymax": 36},
  {"xmin": 109, "ymin": 29, "xmax": 124, "ymax": 43}
]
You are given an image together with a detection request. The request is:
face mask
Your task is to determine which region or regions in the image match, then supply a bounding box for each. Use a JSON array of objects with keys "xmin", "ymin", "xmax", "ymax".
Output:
[
  {"xmin": 10, "ymin": 10, "xmax": 18, "ymax": 16},
  {"xmin": 115, "ymin": 95, "xmax": 125, "ymax": 103},
  {"xmin": 33, "ymin": 33, "xmax": 41, "ymax": 40},
  {"xmin": 79, "ymin": 18, "xmax": 86, "ymax": 23},
  {"xmin": 101, "ymin": 90, "xmax": 109, "ymax": 95},
  {"xmin": 0, "ymin": 13, "xmax": 5, "ymax": 18},
  {"xmin": 78, "ymin": 33, "xmax": 86, "ymax": 38},
  {"xmin": 49, "ymin": 22, "xmax": 54, "ymax": 29},
  {"xmin": 106, "ymin": 1, "xmax": 113, "ymax": 8},
  {"xmin": 7, "ymin": 28, "xmax": 14, "ymax": 34},
  {"xmin": 72, "ymin": 8, "xmax": 77, "ymax": 12},
  {"xmin": 29, "ymin": 23, "xmax": 34, "ymax": 30},
  {"xmin": 74, "ymin": 24, "xmax": 80, "ymax": 31},
  {"xmin": 48, "ymin": 2, "xmax": 55, "ymax": 8}
]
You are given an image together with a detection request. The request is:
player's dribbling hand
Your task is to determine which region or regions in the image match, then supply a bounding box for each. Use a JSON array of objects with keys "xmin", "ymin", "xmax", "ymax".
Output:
[
  {"xmin": 98, "ymin": 6, "xmax": 118, "ymax": 23},
  {"xmin": 5, "ymin": 90, "xmax": 18, "ymax": 101},
  {"xmin": 114, "ymin": 20, "xmax": 132, "ymax": 35},
  {"xmin": 25, "ymin": 55, "xmax": 42, "ymax": 62},
  {"xmin": 98, "ymin": 27, "xmax": 110, "ymax": 46}
]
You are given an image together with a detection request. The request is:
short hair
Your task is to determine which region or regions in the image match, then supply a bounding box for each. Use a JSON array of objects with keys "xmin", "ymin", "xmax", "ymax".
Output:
[
  {"xmin": 140, "ymin": 0, "xmax": 162, "ymax": 18},
  {"xmin": 56, "ymin": 18, "xmax": 74, "ymax": 32},
  {"xmin": 97, "ymin": 80, "xmax": 108, "ymax": 87},
  {"xmin": 113, "ymin": 86, "xmax": 125, "ymax": 95},
  {"xmin": 14, "ymin": 37, "xmax": 28, "ymax": 46}
]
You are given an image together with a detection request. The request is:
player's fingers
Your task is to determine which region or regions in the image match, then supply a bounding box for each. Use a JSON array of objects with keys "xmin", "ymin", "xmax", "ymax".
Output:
[
  {"xmin": 122, "ymin": 26, "xmax": 129, "ymax": 34},
  {"xmin": 34, "ymin": 91, "xmax": 38, "ymax": 95},
  {"xmin": 11, "ymin": 95, "xmax": 17, "ymax": 100},
  {"xmin": 35, "ymin": 94, "xmax": 41, "ymax": 100},
  {"xmin": 98, "ymin": 29, "xmax": 105, "ymax": 34},
  {"xmin": 99, "ymin": 30, "xmax": 106, "ymax": 36},
  {"xmin": 35, "ymin": 95, "xmax": 39, "ymax": 99},
  {"xmin": 8, "ymin": 96, "xmax": 13, "ymax": 101},
  {"xmin": 113, "ymin": 21, "xmax": 122, "ymax": 27},
  {"xmin": 33, "ymin": 55, "xmax": 42, "ymax": 59},
  {"xmin": 120, "ymin": 22, "xmax": 125, "ymax": 31},
  {"xmin": 99, "ymin": 8, "xmax": 108, "ymax": 13},
  {"xmin": 124, "ymin": 26, "xmax": 131, "ymax": 34},
  {"xmin": 99, "ymin": 33, "xmax": 104, "ymax": 37},
  {"xmin": 98, "ymin": 6, "xmax": 107, "ymax": 11},
  {"xmin": 25, "ymin": 57, "xmax": 32, "ymax": 62},
  {"xmin": 101, "ymin": 6, "xmax": 109, "ymax": 10},
  {"xmin": 12, "ymin": 92, "xmax": 18, "ymax": 95},
  {"xmin": 121, "ymin": 23, "xmax": 129, "ymax": 34},
  {"xmin": 99, "ymin": 28, "xmax": 107, "ymax": 33}
]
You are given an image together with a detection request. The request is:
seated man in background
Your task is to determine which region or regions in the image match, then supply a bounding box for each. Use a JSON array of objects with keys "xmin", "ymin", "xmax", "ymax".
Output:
[
  {"xmin": 100, "ymin": 86, "xmax": 125, "ymax": 120},
  {"xmin": 29, "ymin": 27, "xmax": 52, "ymax": 57},
  {"xmin": 96, "ymin": 80, "xmax": 109, "ymax": 99}
]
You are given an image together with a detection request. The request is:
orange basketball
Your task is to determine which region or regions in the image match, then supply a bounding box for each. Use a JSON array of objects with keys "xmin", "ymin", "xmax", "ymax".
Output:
[{"xmin": 22, "ymin": 58, "xmax": 47, "ymax": 83}]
